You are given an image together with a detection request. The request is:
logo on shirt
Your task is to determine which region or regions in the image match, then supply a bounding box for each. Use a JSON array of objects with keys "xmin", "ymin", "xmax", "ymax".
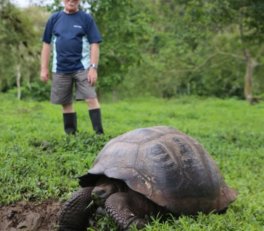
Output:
[{"xmin": 73, "ymin": 25, "xmax": 82, "ymax": 29}]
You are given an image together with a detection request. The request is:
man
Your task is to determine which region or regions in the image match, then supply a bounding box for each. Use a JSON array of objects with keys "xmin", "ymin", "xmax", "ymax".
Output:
[{"xmin": 40, "ymin": 0, "xmax": 104, "ymax": 135}]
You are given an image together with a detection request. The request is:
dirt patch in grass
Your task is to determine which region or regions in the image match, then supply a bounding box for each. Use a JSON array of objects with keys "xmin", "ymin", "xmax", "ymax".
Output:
[{"xmin": 0, "ymin": 200, "xmax": 61, "ymax": 231}]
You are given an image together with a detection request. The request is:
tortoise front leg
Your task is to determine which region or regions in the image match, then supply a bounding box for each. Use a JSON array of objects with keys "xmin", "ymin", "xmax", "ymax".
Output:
[
  {"xmin": 105, "ymin": 191, "xmax": 150, "ymax": 230},
  {"xmin": 58, "ymin": 187, "xmax": 96, "ymax": 231}
]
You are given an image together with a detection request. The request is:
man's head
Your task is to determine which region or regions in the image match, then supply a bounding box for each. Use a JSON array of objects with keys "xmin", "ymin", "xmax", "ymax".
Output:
[{"xmin": 63, "ymin": 0, "xmax": 80, "ymax": 14}]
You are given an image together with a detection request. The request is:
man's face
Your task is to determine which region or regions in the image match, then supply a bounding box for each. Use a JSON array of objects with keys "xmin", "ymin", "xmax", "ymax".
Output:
[{"xmin": 63, "ymin": 0, "xmax": 80, "ymax": 13}]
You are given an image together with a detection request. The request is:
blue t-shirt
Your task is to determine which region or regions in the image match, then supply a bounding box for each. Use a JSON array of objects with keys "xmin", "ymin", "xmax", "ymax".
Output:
[{"xmin": 42, "ymin": 10, "xmax": 102, "ymax": 73}]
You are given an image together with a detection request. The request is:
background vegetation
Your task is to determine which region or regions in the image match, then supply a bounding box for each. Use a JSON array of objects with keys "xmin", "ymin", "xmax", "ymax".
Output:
[
  {"xmin": 0, "ymin": 0, "xmax": 264, "ymax": 102},
  {"xmin": 0, "ymin": 93, "xmax": 263, "ymax": 230},
  {"xmin": 0, "ymin": 0, "xmax": 264, "ymax": 230}
]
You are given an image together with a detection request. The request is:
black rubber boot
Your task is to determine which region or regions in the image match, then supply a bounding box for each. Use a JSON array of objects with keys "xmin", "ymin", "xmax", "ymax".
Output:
[
  {"xmin": 63, "ymin": 112, "xmax": 77, "ymax": 135},
  {"xmin": 89, "ymin": 108, "xmax": 104, "ymax": 134}
]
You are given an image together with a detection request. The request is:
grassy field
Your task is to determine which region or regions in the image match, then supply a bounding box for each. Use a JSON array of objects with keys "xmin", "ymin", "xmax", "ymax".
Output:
[{"xmin": 0, "ymin": 93, "xmax": 263, "ymax": 230}]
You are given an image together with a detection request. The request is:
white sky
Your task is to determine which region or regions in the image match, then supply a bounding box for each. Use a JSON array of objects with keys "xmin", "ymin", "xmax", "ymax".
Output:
[
  {"xmin": 10, "ymin": 0, "xmax": 89, "ymax": 9},
  {"xmin": 10, "ymin": 0, "xmax": 54, "ymax": 8}
]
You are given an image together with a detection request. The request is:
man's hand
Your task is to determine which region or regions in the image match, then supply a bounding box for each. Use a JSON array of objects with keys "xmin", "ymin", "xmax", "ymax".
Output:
[
  {"xmin": 88, "ymin": 68, "xmax": 98, "ymax": 86},
  {"xmin": 40, "ymin": 68, "xmax": 49, "ymax": 83}
]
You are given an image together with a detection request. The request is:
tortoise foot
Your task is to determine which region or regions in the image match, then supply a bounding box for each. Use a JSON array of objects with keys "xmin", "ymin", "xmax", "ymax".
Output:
[{"xmin": 58, "ymin": 187, "xmax": 95, "ymax": 231}]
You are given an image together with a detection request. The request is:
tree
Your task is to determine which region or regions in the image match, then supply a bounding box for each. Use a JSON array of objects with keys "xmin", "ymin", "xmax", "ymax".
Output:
[
  {"xmin": 145, "ymin": 0, "xmax": 264, "ymax": 101},
  {"xmin": 120, "ymin": 0, "xmax": 222, "ymax": 98},
  {"xmin": 208, "ymin": 0, "xmax": 264, "ymax": 103},
  {"xmin": 0, "ymin": 1, "xmax": 41, "ymax": 98}
]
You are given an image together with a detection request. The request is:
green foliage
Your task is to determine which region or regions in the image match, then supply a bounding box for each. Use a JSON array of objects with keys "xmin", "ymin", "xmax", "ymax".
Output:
[
  {"xmin": 1, "ymin": 0, "xmax": 264, "ymax": 99},
  {"xmin": 21, "ymin": 81, "xmax": 51, "ymax": 101},
  {"xmin": 89, "ymin": 0, "xmax": 152, "ymax": 92},
  {"xmin": 227, "ymin": 0, "xmax": 264, "ymax": 43},
  {"xmin": 0, "ymin": 2, "xmax": 47, "ymax": 93},
  {"xmin": 118, "ymin": 0, "xmax": 264, "ymax": 99},
  {"xmin": 0, "ymin": 93, "xmax": 264, "ymax": 230}
]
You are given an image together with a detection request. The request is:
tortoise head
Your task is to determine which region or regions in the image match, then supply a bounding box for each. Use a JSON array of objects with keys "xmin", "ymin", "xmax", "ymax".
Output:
[
  {"xmin": 216, "ymin": 185, "xmax": 238, "ymax": 212},
  {"xmin": 91, "ymin": 176, "xmax": 127, "ymax": 206}
]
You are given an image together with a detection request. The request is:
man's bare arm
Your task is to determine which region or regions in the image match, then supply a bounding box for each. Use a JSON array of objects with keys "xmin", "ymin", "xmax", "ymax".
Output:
[{"xmin": 40, "ymin": 42, "xmax": 51, "ymax": 82}]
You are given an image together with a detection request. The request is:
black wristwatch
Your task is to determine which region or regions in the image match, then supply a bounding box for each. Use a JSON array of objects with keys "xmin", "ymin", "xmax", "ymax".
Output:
[{"xmin": 89, "ymin": 63, "xmax": 98, "ymax": 70}]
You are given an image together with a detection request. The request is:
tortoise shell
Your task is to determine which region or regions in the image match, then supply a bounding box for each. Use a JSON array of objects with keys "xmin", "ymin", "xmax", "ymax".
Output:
[{"xmin": 79, "ymin": 126, "xmax": 237, "ymax": 214}]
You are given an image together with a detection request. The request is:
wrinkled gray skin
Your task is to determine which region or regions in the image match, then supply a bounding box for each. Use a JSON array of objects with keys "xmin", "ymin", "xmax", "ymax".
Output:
[
  {"xmin": 58, "ymin": 126, "xmax": 237, "ymax": 231},
  {"xmin": 58, "ymin": 177, "xmax": 163, "ymax": 231}
]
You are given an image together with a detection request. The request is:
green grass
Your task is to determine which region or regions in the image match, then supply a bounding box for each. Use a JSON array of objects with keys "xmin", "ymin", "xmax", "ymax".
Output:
[{"xmin": 0, "ymin": 94, "xmax": 263, "ymax": 230}]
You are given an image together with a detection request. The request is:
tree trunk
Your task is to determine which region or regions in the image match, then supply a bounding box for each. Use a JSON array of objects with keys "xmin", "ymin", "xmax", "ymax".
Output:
[
  {"xmin": 16, "ymin": 64, "xmax": 21, "ymax": 100},
  {"xmin": 243, "ymin": 50, "xmax": 258, "ymax": 104}
]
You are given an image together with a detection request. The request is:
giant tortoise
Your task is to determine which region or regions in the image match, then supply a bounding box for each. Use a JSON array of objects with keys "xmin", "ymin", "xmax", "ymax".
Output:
[{"xmin": 58, "ymin": 126, "xmax": 237, "ymax": 230}]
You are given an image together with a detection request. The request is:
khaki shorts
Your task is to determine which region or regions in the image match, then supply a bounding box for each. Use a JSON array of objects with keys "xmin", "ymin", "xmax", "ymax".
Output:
[{"xmin": 51, "ymin": 70, "xmax": 97, "ymax": 105}]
